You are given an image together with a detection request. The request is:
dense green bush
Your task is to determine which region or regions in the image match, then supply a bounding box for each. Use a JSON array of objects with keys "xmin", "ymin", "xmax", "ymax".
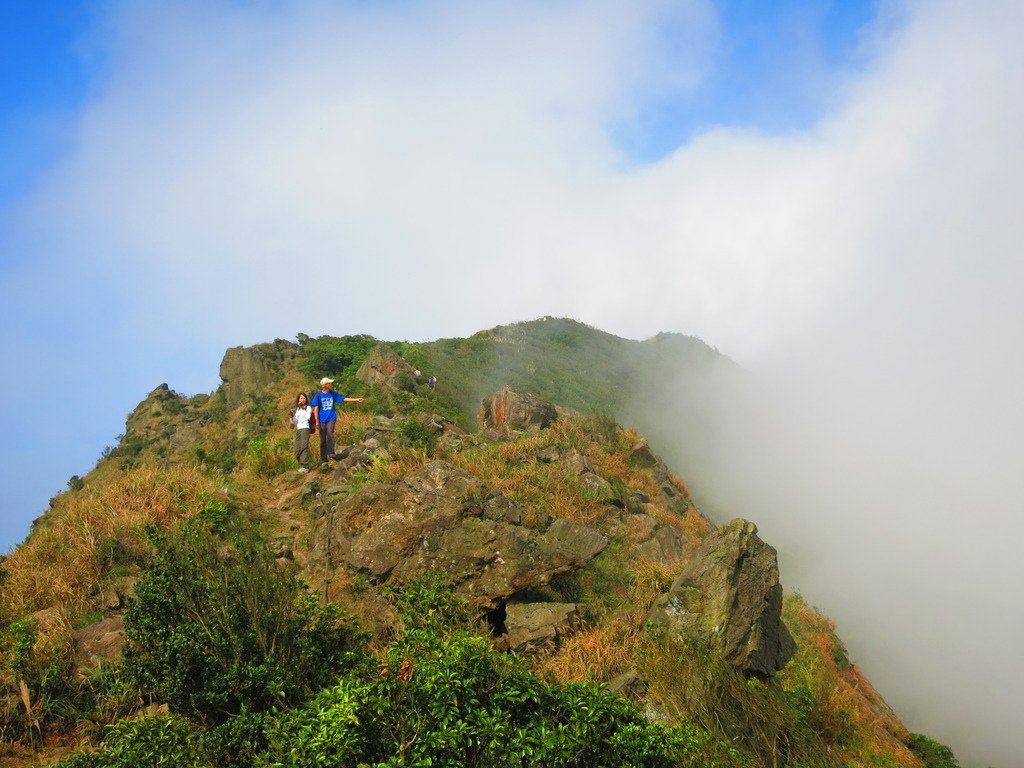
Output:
[
  {"xmin": 53, "ymin": 715, "xmax": 211, "ymax": 768},
  {"xmin": 122, "ymin": 521, "xmax": 370, "ymax": 726},
  {"xmin": 259, "ymin": 631, "xmax": 748, "ymax": 768},
  {"xmin": 257, "ymin": 583, "xmax": 747, "ymax": 768},
  {"xmin": 905, "ymin": 733, "xmax": 961, "ymax": 768},
  {"xmin": 298, "ymin": 334, "xmax": 377, "ymax": 378},
  {"xmin": 398, "ymin": 416, "xmax": 438, "ymax": 454}
]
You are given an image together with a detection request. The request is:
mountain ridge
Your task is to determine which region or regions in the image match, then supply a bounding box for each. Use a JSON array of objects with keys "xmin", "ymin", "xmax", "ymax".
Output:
[{"xmin": 0, "ymin": 318, "xmax": 960, "ymax": 768}]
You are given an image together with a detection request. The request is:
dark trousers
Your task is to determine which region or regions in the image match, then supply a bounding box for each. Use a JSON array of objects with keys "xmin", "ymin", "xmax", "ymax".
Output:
[
  {"xmin": 319, "ymin": 420, "xmax": 336, "ymax": 461},
  {"xmin": 295, "ymin": 428, "xmax": 310, "ymax": 468}
]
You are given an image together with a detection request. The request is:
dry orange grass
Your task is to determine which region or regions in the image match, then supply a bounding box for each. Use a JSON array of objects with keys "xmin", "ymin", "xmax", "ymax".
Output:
[
  {"xmin": 452, "ymin": 415, "xmax": 698, "ymax": 530},
  {"xmin": 782, "ymin": 595, "xmax": 920, "ymax": 768},
  {"xmin": 1, "ymin": 465, "xmax": 218, "ymax": 618},
  {"xmin": 538, "ymin": 556, "xmax": 674, "ymax": 685},
  {"xmin": 365, "ymin": 447, "xmax": 431, "ymax": 484},
  {"xmin": 539, "ymin": 614, "xmax": 643, "ymax": 684},
  {"xmin": 450, "ymin": 434, "xmax": 606, "ymax": 527}
]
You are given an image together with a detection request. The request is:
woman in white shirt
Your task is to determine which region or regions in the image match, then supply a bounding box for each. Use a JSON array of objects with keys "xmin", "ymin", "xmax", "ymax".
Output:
[{"xmin": 291, "ymin": 392, "xmax": 315, "ymax": 473}]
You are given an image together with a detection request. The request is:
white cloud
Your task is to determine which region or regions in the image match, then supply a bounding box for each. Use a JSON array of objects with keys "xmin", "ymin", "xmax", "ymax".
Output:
[{"xmin": 3, "ymin": 0, "xmax": 1023, "ymax": 763}]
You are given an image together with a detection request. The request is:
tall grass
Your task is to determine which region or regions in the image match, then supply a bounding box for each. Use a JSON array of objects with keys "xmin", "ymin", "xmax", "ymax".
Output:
[{"xmin": 1, "ymin": 466, "xmax": 218, "ymax": 618}]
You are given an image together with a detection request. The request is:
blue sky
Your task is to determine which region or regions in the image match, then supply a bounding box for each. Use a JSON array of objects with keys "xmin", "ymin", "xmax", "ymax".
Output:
[
  {"xmin": 0, "ymin": 0, "xmax": 878, "ymax": 550},
  {"xmin": 3, "ymin": 3, "xmax": 1024, "ymax": 764}
]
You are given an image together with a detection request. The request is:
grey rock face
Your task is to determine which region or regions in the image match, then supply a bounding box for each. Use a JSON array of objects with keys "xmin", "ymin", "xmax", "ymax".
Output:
[
  {"xmin": 219, "ymin": 347, "xmax": 275, "ymax": 407},
  {"xmin": 499, "ymin": 602, "xmax": 585, "ymax": 651},
  {"xmin": 72, "ymin": 616, "xmax": 125, "ymax": 674},
  {"xmin": 636, "ymin": 525, "xmax": 686, "ymax": 563},
  {"xmin": 478, "ymin": 387, "xmax": 559, "ymax": 433},
  {"xmin": 311, "ymin": 461, "xmax": 607, "ymax": 610},
  {"xmin": 355, "ymin": 344, "xmax": 417, "ymax": 392},
  {"xmin": 648, "ymin": 519, "xmax": 795, "ymax": 677}
]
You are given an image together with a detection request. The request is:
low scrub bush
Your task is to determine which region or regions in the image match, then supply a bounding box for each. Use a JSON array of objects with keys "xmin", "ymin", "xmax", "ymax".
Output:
[
  {"xmin": 262, "ymin": 621, "xmax": 742, "ymax": 767},
  {"xmin": 298, "ymin": 334, "xmax": 376, "ymax": 378},
  {"xmin": 905, "ymin": 733, "xmax": 961, "ymax": 768},
  {"xmin": 255, "ymin": 582, "xmax": 746, "ymax": 768},
  {"xmin": 123, "ymin": 520, "xmax": 369, "ymax": 726},
  {"xmin": 53, "ymin": 714, "xmax": 211, "ymax": 768}
]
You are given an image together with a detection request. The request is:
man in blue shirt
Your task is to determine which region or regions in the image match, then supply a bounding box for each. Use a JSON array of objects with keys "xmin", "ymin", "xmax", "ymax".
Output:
[{"xmin": 311, "ymin": 377, "xmax": 366, "ymax": 465}]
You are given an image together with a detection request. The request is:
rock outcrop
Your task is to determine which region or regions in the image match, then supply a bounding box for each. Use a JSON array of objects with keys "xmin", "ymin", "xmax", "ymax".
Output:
[
  {"xmin": 648, "ymin": 519, "xmax": 795, "ymax": 677},
  {"xmin": 219, "ymin": 346, "xmax": 275, "ymax": 407},
  {"xmin": 71, "ymin": 617, "xmax": 125, "ymax": 675},
  {"xmin": 479, "ymin": 387, "xmax": 559, "ymax": 433},
  {"xmin": 219, "ymin": 341, "xmax": 298, "ymax": 406},
  {"xmin": 498, "ymin": 602, "xmax": 585, "ymax": 651},
  {"xmin": 355, "ymin": 344, "xmax": 418, "ymax": 392},
  {"xmin": 311, "ymin": 461, "xmax": 607, "ymax": 610}
]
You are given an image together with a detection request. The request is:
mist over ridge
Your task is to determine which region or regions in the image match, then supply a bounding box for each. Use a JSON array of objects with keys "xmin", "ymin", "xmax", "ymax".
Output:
[{"xmin": 2, "ymin": 1, "xmax": 1023, "ymax": 764}]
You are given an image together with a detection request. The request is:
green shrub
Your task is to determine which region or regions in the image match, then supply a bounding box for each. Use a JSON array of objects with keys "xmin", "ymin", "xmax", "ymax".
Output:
[
  {"xmin": 1, "ymin": 615, "xmax": 79, "ymax": 738},
  {"xmin": 257, "ymin": 582, "xmax": 746, "ymax": 768},
  {"xmin": 399, "ymin": 416, "xmax": 438, "ymax": 453},
  {"xmin": 123, "ymin": 523, "xmax": 370, "ymax": 726},
  {"xmin": 298, "ymin": 334, "xmax": 377, "ymax": 378},
  {"xmin": 905, "ymin": 733, "xmax": 961, "ymax": 768},
  {"xmin": 261, "ymin": 626, "xmax": 745, "ymax": 768},
  {"xmin": 53, "ymin": 715, "xmax": 211, "ymax": 768},
  {"xmin": 192, "ymin": 445, "xmax": 238, "ymax": 475}
]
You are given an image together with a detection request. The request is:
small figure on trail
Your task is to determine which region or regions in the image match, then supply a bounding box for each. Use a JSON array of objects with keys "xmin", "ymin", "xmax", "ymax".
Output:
[
  {"xmin": 311, "ymin": 377, "xmax": 366, "ymax": 465},
  {"xmin": 428, "ymin": 375, "xmax": 437, "ymax": 390},
  {"xmin": 290, "ymin": 392, "xmax": 314, "ymax": 473}
]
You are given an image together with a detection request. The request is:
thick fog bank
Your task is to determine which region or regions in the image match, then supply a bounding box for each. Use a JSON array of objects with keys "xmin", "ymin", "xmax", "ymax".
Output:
[{"xmin": 643, "ymin": 288, "xmax": 1024, "ymax": 767}]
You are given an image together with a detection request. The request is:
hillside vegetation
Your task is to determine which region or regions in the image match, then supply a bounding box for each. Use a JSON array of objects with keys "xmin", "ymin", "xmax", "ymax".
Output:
[{"xmin": 0, "ymin": 319, "xmax": 959, "ymax": 767}]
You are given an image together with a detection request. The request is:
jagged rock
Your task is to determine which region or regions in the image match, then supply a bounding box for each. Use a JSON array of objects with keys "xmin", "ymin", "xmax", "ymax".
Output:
[
  {"xmin": 482, "ymin": 428, "xmax": 510, "ymax": 442},
  {"xmin": 479, "ymin": 387, "xmax": 558, "ymax": 433},
  {"xmin": 578, "ymin": 472, "xmax": 612, "ymax": 497},
  {"xmin": 311, "ymin": 461, "xmax": 607, "ymax": 610},
  {"xmin": 636, "ymin": 526, "xmax": 686, "ymax": 563},
  {"xmin": 536, "ymin": 446, "xmax": 560, "ymax": 463},
  {"xmin": 219, "ymin": 347, "xmax": 274, "ymax": 406},
  {"xmin": 271, "ymin": 537, "xmax": 294, "ymax": 560},
  {"xmin": 629, "ymin": 439, "xmax": 659, "ymax": 469},
  {"xmin": 355, "ymin": 344, "xmax": 417, "ymax": 392},
  {"xmin": 648, "ymin": 519, "xmax": 795, "ymax": 677},
  {"xmin": 499, "ymin": 602, "xmax": 585, "ymax": 651},
  {"xmin": 565, "ymin": 450, "xmax": 593, "ymax": 475},
  {"xmin": 72, "ymin": 617, "xmax": 125, "ymax": 674},
  {"xmin": 99, "ymin": 586, "xmax": 122, "ymax": 611}
]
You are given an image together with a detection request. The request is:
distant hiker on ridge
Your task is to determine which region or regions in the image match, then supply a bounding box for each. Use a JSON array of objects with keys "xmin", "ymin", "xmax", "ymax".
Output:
[
  {"xmin": 311, "ymin": 377, "xmax": 365, "ymax": 465},
  {"xmin": 290, "ymin": 392, "xmax": 314, "ymax": 473}
]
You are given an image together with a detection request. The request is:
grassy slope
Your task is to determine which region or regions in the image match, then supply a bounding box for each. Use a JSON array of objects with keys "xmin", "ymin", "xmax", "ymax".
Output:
[{"xmin": 0, "ymin": 318, "xmax": 941, "ymax": 767}]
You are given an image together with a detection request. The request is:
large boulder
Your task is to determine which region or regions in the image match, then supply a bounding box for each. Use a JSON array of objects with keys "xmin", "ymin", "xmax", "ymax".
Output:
[
  {"xmin": 499, "ymin": 602, "xmax": 585, "ymax": 651},
  {"xmin": 478, "ymin": 387, "xmax": 558, "ymax": 433},
  {"xmin": 310, "ymin": 461, "xmax": 607, "ymax": 610},
  {"xmin": 648, "ymin": 519, "xmax": 795, "ymax": 677}
]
